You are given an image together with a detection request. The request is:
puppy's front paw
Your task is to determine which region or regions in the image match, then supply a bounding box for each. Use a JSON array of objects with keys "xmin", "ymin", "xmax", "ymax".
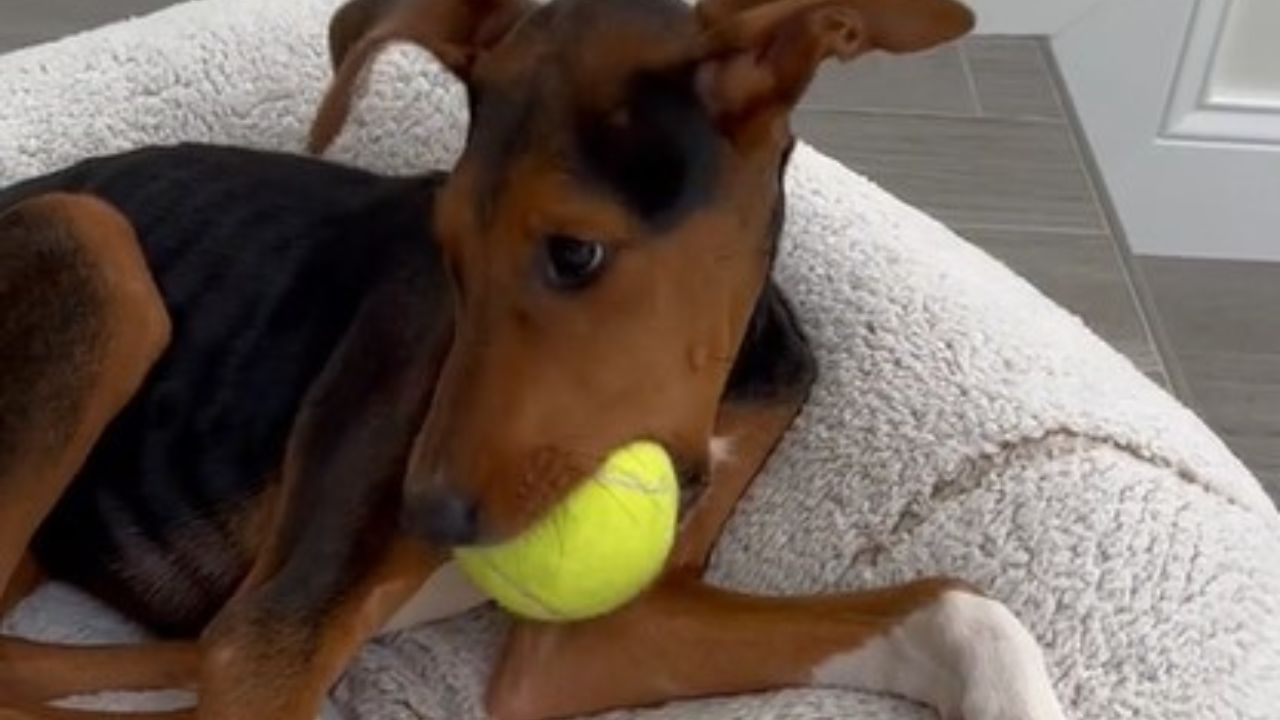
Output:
[
  {"xmin": 941, "ymin": 594, "xmax": 1067, "ymax": 720},
  {"xmin": 957, "ymin": 682, "xmax": 1066, "ymax": 720}
]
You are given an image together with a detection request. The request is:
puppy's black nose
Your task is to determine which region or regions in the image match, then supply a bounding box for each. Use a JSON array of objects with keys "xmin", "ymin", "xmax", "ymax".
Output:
[{"xmin": 402, "ymin": 489, "xmax": 481, "ymax": 546}]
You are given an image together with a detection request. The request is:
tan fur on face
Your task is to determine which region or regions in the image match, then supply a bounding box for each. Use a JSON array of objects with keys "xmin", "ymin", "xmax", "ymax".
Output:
[{"xmin": 411, "ymin": 154, "xmax": 781, "ymax": 537}]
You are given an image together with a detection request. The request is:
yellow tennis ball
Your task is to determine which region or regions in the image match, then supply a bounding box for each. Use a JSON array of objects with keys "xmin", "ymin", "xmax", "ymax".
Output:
[{"xmin": 454, "ymin": 440, "xmax": 678, "ymax": 622}]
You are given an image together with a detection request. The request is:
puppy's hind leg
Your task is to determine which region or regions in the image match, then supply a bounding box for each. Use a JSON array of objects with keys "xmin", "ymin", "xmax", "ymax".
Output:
[{"xmin": 0, "ymin": 194, "xmax": 174, "ymax": 705}]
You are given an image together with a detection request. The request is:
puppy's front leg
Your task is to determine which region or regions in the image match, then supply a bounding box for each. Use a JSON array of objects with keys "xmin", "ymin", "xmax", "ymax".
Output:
[
  {"xmin": 488, "ymin": 575, "xmax": 1065, "ymax": 720},
  {"xmin": 198, "ymin": 274, "xmax": 452, "ymax": 720},
  {"xmin": 199, "ymin": 537, "xmax": 439, "ymax": 720},
  {"xmin": 489, "ymin": 283, "xmax": 1064, "ymax": 720}
]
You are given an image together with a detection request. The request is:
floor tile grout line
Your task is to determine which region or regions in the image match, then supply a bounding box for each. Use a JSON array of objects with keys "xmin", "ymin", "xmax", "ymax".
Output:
[
  {"xmin": 1041, "ymin": 38, "xmax": 1195, "ymax": 406},
  {"xmin": 955, "ymin": 42, "xmax": 986, "ymax": 118},
  {"xmin": 1033, "ymin": 41, "xmax": 1112, "ymax": 238},
  {"xmin": 1111, "ymin": 262, "xmax": 1188, "ymax": 398},
  {"xmin": 949, "ymin": 222, "xmax": 1110, "ymax": 238},
  {"xmin": 1047, "ymin": 54, "xmax": 1176, "ymax": 387},
  {"xmin": 1031, "ymin": 37, "xmax": 1071, "ymax": 121},
  {"xmin": 1172, "ymin": 377, "xmax": 1280, "ymax": 391}
]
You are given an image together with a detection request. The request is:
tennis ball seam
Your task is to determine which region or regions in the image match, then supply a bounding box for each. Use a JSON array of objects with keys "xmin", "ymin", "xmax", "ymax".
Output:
[
  {"xmin": 595, "ymin": 472, "xmax": 668, "ymax": 494},
  {"xmin": 454, "ymin": 441, "xmax": 677, "ymax": 622},
  {"xmin": 468, "ymin": 551, "xmax": 560, "ymax": 619}
]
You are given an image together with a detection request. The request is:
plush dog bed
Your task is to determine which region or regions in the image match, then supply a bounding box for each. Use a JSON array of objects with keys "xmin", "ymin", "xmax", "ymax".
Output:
[{"xmin": 3, "ymin": 0, "xmax": 1278, "ymax": 718}]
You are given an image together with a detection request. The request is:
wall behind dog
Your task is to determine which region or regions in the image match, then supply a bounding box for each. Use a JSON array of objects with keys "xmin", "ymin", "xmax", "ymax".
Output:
[{"xmin": 960, "ymin": 0, "xmax": 1109, "ymax": 34}]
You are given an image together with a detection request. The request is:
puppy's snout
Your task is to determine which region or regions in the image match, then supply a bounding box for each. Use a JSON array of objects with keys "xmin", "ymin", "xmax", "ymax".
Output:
[{"xmin": 401, "ymin": 479, "xmax": 481, "ymax": 546}]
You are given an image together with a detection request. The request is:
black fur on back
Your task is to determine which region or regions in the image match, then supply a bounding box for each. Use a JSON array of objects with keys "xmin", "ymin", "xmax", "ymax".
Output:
[{"xmin": 3, "ymin": 145, "xmax": 446, "ymax": 635}]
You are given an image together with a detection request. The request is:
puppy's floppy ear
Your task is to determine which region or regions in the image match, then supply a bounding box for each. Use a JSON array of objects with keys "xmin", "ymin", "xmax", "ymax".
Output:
[
  {"xmin": 328, "ymin": 0, "xmax": 399, "ymax": 71},
  {"xmin": 309, "ymin": 0, "xmax": 533, "ymax": 154},
  {"xmin": 694, "ymin": 0, "xmax": 973, "ymax": 136}
]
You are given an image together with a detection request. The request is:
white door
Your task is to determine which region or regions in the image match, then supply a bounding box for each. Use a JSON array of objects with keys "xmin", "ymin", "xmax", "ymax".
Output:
[{"xmin": 1052, "ymin": 0, "xmax": 1280, "ymax": 262}]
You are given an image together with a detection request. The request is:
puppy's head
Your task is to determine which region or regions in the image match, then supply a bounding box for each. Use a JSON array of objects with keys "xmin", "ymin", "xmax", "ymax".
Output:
[{"xmin": 311, "ymin": 0, "xmax": 973, "ymax": 545}]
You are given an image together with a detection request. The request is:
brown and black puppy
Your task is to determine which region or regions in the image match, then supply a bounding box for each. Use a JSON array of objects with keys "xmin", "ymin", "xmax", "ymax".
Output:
[{"xmin": 0, "ymin": 1, "xmax": 1063, "ymax": 719}]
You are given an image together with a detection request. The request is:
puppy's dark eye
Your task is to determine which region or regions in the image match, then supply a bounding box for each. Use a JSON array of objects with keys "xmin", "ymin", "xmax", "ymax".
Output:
[{"xmin": 544, "ymin": 235, "xmax": 607, "ymax": 289}]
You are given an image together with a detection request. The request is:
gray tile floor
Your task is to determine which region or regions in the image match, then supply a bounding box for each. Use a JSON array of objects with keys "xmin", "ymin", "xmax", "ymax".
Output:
[
  {"xmin": 1, "ymin": 5, "xmax": 1277, "ymax": 503},
  {"xmin": 1138, "ymin": 258, "xmax": 1280, "ymax": 497},
  {"xmin": 791, "ymin": 38, "xmax": 1279, "ymax": 503},
  {"xmin": 0, "ymin": 0, "xmax": 178, "ymax": 50},
  {"xmin": 792, "ymin": 39, "xmax": 1164, "ymax": 377}
]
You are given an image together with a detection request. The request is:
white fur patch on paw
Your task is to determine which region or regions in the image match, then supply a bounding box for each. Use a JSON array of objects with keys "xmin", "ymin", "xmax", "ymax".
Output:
[{"xmin": 811, "ymin": 591, "xmax": 1066, "ymax": 720}]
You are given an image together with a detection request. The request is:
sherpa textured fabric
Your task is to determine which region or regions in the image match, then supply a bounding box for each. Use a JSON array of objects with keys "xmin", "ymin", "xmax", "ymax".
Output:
[{"xmin": 2, "ymin": 0, "xmax": 1278, "ymax": 718}]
